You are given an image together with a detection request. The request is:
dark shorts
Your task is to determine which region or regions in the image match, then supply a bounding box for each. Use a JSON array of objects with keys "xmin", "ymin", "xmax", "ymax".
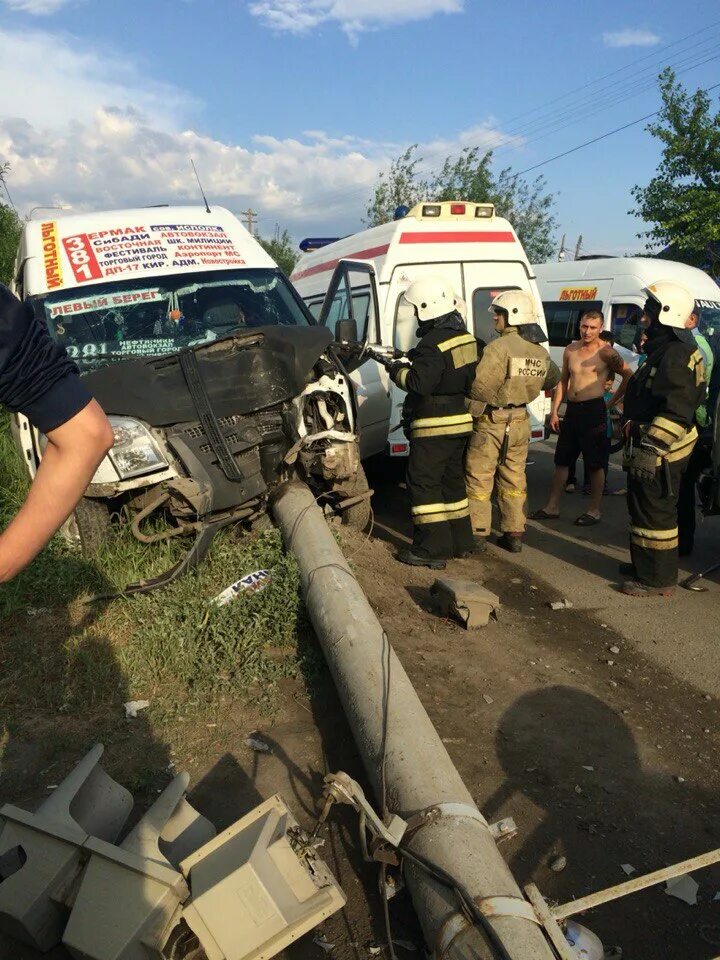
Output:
[{"xmin": 555, "ymin": 397, "xmax": 608, "ymax": 472}]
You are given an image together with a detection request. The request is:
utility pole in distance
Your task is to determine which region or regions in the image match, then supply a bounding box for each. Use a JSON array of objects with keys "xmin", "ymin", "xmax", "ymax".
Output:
[
  {"xmin": 574, "ymin": 234, "xmax": 583, "ymax": 260},
  {"xmin": 240, "ymin": 209, "xmax": 258, "ymax": 235}
]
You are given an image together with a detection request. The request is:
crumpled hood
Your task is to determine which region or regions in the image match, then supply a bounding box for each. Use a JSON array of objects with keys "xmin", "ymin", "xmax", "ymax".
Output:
[{"xmin": 84, "ymin": 325, "xmax": 334, "ymax": 426}]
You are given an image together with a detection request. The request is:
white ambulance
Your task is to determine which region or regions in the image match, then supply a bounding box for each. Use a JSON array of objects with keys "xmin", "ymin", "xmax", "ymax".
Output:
[
  {"xmin": 291, "ymin": 201, "xmax": 551, "ymax": 459},
  {"xmin": 533, "ymin": 256, "xmax": 720, "ymax": 368}
]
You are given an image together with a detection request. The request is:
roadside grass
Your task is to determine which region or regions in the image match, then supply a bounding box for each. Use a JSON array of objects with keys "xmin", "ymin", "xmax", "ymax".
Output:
[{"xmin": 0, "ymin": 414, "xmax": 318, "ymax": 793}]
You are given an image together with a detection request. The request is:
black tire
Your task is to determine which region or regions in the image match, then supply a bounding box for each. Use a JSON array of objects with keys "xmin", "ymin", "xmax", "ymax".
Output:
[
  {"xmin": 73, "ymin": 497, "xmax": 112, "ymax": 556},
  {"xmin": 341, "ymin": 463, "xmax": 372, "ymax": 530}
]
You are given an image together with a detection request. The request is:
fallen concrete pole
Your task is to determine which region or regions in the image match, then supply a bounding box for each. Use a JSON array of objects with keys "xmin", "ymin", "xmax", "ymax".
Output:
[{"xmin": 272, "ymin": 482, "xmax": 557, "ymax": 960}]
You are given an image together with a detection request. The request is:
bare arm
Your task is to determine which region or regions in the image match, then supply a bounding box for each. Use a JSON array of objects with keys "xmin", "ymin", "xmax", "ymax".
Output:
[
  {"xmin": 603, "ymin": 348, "xmax": 632, "ymax": 407},
  {"xmin": 0, "ymin": 400, "xmax": 113, "ymax": 582},
  {"xmin": 550, "ymin": 347, "xmax": 570, "ymax": 431}
]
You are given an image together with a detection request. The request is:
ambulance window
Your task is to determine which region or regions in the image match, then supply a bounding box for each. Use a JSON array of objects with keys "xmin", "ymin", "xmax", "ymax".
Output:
[
  {"xmin": 471, "ymin": 287, "xmax": 520, "ymax": 343},
  {"xmin": 305, "ymin": 297, "xmax": 324, "ymax": 320},
  {"xmin": 611, "ymin": 304, "xmax": 643, "ymax": 350}
]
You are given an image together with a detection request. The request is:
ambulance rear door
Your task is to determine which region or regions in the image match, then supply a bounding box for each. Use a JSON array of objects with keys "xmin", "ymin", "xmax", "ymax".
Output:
[
  {"xmin": 463, "ymin": 261, "xmax": 547, "ymax": 443},
  {"xmin": 385, "ymin": 262, "xmax": 464, "ymax": 457}
]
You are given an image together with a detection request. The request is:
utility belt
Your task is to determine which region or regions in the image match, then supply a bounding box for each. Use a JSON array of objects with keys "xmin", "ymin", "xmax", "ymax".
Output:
[
  {"xmin": 623, "ymin": 424, "xmax": 698, "ymax": 498},
  {"xmin": 469, "ymin": 400, "xmax": 528, "ymax": 423}
]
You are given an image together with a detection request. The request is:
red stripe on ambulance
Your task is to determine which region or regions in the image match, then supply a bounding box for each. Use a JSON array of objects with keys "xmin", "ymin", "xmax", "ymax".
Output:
[
  {"xmin": 291, "ymin": 243, "xmax": 390, "ymax": 282},
  {"xmin": 398, "ymin": 231, "xmax": 515, "ymax": 244}
]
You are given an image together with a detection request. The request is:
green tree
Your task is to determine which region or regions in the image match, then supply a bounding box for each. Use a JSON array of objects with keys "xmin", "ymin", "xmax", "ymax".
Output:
[
  {"xmin": 364, "ymin": 146, "xmax": 427, "ymax": 226},
  {"xmin": 257, "ymin": 224, "xmax": 299, "ymax": 277},
  {"xmin": 365, "ymin": 145, "xmax": 557, "ymax": 262},
  {"xmin": 0, "ymin": 165, "xmax": 22, "ymax": 287},
  {"xmin": 631, "ymin": 68, "xmax": 720, "ymax": 273}
]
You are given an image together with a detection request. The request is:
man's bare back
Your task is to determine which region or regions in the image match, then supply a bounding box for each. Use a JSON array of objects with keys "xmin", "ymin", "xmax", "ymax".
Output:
[{"xmin": 565, "ymin": 340, "xmax": 624, "ymax": 401}]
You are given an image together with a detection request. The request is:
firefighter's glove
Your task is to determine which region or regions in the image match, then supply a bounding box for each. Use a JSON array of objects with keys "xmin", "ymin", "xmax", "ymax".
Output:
[{"xmin": 627, "ymin": 444, "xmax": 660, "ymax": 484}]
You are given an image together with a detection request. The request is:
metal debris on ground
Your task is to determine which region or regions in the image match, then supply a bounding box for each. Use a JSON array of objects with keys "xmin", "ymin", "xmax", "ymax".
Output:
[
  {"xmin": 124, "ymin": 699, "xmax": 150, "ymax": 718},
  {"xmin": 313, "ymin": 933, "xmax": 335, "ymax": 953},
  {"xmin": 549, "ymin": 855, "xmax": 567, "ymax": 873},
  {"xmin": 620, "ymin": 863, "xmax": 636, "ymax": 875},
  {"xmin": 549, "ymin": 599, "xmax": 573, "ymax": 610},
  {"xmin": 244, "ymin": 732, "xmax": 272, "ymax": 753},
  {"xmin": 430, "ymin": 577, "xmax": 500, "ymax": 629},
  {"xmin": 609, "ymin": 645, "xmax": 620, "ymax": 655},
  {"xmin": 367, "ymin": 942, "xmax": 383, "ymax": 955},
  {"xmin": 664, "ymin": 873, "xmax": 699, "ymax": 905},
  {"xmin": 483, "ymin": 693, "xmax": 495, "ymax": 705},
  {"xmin": 211, "ymin": 568, "xmax": 271, "ymax": 606}
]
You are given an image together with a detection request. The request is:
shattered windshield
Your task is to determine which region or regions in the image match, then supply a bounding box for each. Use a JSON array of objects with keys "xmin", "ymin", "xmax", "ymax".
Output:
[{"xmin": 32, "ymin": 268, "xmax": 312, "ymax": 372}]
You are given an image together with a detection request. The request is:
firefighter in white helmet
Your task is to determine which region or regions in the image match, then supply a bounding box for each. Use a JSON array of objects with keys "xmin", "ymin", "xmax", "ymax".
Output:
[
  {"xmin": 378, "ymin": 276, "xmax": 481, "ymax": 568},
  {"xmin": 619, "ymin": 280, "xmax": 707, "ymax": 596},
  {"xmin": 465, "ymin": 290, "xmax": 560, "ymax": 552}
]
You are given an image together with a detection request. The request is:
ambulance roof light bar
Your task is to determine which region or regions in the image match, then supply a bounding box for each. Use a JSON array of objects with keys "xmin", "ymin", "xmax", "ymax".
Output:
[
  {"xmin": 299, "ymin": 237, "xmax": 342, "ymax": 252},
  {"xmin": 409, "ymin": 201, "xmax": 496, "ymax": 221}
]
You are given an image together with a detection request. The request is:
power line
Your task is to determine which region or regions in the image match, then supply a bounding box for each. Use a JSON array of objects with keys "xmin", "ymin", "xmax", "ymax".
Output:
[
  {"xmin": 0, "ymin": 165, "xmax": 18, "ymax": 215},
  {"xmin": 516, "ymin": 80, "xmax": 720, "ymax": 176},
  {"xmin": 292, "ymin": 49, "xmax": 720, "ymax": 214}
]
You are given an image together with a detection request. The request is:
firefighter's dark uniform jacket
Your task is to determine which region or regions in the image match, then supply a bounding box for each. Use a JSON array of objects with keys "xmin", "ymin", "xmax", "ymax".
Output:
[
  {"xmin": 389, "ymin": 311, "xmax": 480, "ymax": 561},
  {"xmin": 391, "ymin": 312, "xmax": 479, "ymax": 439},
  {"xmin": 0, "ymin": 284, "xmax": 91, "ymax": 432},
  {"xmin": 624, "ymin": 327, "xmax": 706, "ymax": 587}
]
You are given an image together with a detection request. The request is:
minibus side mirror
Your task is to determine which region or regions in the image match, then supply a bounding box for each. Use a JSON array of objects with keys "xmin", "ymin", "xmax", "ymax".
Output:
[{"xmin": 335, "ymin": 318, "xmax": 358, "ymax": 343}]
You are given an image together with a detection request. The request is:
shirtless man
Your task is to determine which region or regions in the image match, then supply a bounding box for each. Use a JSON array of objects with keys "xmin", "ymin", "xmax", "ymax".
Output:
[{"xmin": 532, "ymin": 310, "xmax": 631, "ymax": 525}]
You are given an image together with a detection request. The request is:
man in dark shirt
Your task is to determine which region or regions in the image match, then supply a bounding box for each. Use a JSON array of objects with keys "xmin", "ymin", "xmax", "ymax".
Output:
[{"xmin": 0, "ymin": 284, "xmax": 113, "ymax": 581}]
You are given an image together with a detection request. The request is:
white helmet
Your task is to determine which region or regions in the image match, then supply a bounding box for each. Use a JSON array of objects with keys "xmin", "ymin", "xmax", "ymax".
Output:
[
  {"xmin": 643, "ymin": 281, "xmax": 695, "ymax": 330},
  {"xmin": 403, "ymin": 276, "xmax": 457, "ymax": 322},
  {"xmin": 488, "ymin": 289, "xmax": 539, "ymax": 326}
]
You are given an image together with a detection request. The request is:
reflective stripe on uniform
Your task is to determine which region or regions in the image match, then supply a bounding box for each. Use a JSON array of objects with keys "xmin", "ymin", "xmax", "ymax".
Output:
[
  {"xmin": 412, "ymin": 500, "xmax": 471, "ymax": 524},
  {"xmin": 665, "ymin": 429, "xmax": 697, "ymax": 463},
  {"xmin": 468, "ymin": 491, "xmax": 491, "ymax": 502},
  {"xmin": 497, "ymin": 487, "xmax": 525, "ymax": 499},
  {"xmin": 437, "ymin": 333, "xmax": 477, "ymax": 353},
  {"xmin": 396, "ymin": 367, "xmax": 410, "ymax": 389},
  {"xmin": 630, "ymin": 525, "xmax": 679, "ymax": 551},
  {"xmin": 409, "ymin": 411, "xmax": 473, "ymax": 439},
  {"xmin": 411, "ymin": 423, "xmax": 473, "ymax": 439},
  {"xmin": 438, "ymin": 333, "xmax": 479, "ymax": 370},
  {"xmin": 411, "ymin": 413, "xmax": 473, "ymax": 428},
  {"xmin": 647, "ymin": 416, "xmax": 686, "ymax": 446},
  {"xmin": 412, "ymin": 498, "xmax": 469, "ymax": 516}
]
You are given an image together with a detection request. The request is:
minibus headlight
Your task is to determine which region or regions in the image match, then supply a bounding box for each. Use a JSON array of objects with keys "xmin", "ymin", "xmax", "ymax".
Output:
[{"xmin": 107, "ymin": 416, "xmax": 168, "ymax": 479}]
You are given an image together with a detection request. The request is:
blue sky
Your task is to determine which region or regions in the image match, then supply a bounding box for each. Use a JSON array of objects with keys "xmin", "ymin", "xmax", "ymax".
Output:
[{"xmin": 0, "ymin": 0, "xmax": 718, "ymax": 259}]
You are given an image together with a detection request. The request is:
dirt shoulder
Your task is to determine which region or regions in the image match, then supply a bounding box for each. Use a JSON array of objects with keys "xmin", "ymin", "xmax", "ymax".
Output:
[{"xmin": 2, "ymin": 499, "xmax": 720, "ymax": 960}]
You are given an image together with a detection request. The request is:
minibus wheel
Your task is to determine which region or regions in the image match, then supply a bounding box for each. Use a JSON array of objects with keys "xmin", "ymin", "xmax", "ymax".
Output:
[
  {"xmin": 74, "ymin": 497, "xmax": 112, "ymax": 556},
  {"xmin": 341, "ymin": 464, "xmax": 372, "ymax": 531}
]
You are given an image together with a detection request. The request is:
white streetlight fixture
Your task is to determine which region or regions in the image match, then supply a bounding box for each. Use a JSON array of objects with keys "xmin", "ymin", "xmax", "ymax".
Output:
[{"xmin": 28, "ymin": 204, "xmax": 71, "ymax": 218}]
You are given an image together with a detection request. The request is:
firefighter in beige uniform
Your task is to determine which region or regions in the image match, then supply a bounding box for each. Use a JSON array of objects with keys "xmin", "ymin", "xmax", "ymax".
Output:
[{"xmin": 466, "ymin": 290, "xmax": 560, "ymax": 552}]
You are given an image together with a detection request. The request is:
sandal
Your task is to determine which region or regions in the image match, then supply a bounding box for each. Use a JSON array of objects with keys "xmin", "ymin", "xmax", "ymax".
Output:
[
  {"xmin": 529, "ymin": 508, "xmax": 560, "ymax": 520},
  {"xmin": 574, "ymin": 512, "xmax": 601, "ymax": 527}
]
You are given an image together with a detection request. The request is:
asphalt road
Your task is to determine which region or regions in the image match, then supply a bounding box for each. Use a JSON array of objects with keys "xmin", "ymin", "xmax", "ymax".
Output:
[
  {"xmin": 522, "ymin": 440, "xmax": 719, "ymax": 697},
  {"xmin": 368, "ymin": 438, "xmax": 719, "ymax": 699}
]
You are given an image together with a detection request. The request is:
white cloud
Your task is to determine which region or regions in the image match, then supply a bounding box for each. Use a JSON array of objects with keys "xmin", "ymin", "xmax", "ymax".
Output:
[
  {"xmin": 602, "ymin": 28, "xmax": 660, "ymax": 48},
  {"xmin": 0, "ymin": 25, "xmax": 521, "ymax": 235},
  {"xmin": 248, "ymin": 0, "xmax": 463, "ymax": 40},
  {"xmin": 1, "ymin": 0, "xmax": 75, "ymax": 13},
  {"xmin": 0, "ymin": 28, "xmax": 197, "ymax": 129}
]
